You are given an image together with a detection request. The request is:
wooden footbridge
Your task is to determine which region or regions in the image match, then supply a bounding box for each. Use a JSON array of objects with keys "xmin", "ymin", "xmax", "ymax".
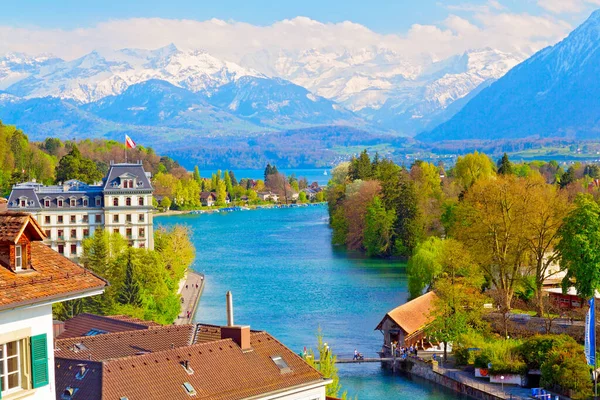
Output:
[{"xmin": 313, "ymin": 352, "xmax": 440, "ymax": 364}]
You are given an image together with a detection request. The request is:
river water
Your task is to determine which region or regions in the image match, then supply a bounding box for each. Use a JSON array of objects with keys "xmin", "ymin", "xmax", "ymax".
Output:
[{"xmin": 155, "ymin": 206, "xmax": 463, "ymax": 399}]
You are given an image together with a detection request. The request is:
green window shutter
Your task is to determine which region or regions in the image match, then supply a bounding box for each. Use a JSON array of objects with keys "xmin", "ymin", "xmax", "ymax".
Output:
[{"xmin": 30, "ymin": 334, "xmax": 49, "ymax": 388}]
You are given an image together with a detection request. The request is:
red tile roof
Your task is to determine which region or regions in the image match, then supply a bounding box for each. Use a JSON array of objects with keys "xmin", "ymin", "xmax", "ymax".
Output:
[
  {"xmin": 56, "ymin": 313, "xmax": 154, "ymax": 339},
  {"xmin": 375, "ymin": 291, "xmax": 439, "ymax": 335},
  {"xmin": 101, "ymin": 331, "xmax": 325, "ymax": 400},
  {"xmin": 103, "ymin": 314, "xmax": 161, "ymax": 327},
  {"xmin": 55, "ymin": 324, "xmax": 196, "ymax": 361},
  {"xmin": 0, "ymin": 212, "xmax": 45, "ymax": 243},
  {"xmin": 0, "ymin": 242, "xmax": 107, "ymax": 310}
]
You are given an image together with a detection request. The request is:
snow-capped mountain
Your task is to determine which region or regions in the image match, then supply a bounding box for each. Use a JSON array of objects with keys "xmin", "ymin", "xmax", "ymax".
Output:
[
  {"xmin": 2, "ymin": 44, "xmax": 262, "ymax": 103},
  {"xmin": 420, "ymin": 9, "xmax": 600, "ymax": 142},
  {"xmin": 0, "ymin": 42, "xmax": 522, "ymax": 136}
]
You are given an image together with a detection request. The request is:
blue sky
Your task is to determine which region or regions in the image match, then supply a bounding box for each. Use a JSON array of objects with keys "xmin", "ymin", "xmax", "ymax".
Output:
[{"xmin": 0, "ymin": 0, "xmax": 583, "ymax": 33}]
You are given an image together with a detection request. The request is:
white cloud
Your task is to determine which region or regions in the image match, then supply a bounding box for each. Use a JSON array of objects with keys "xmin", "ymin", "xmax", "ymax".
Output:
[
  {"xmin": 0, "ymin": 7, "xmax": 574, "ymax": 65},
  {"xmin": 538, "ymin": 0, "xmax": 600, "ymax": 14}
]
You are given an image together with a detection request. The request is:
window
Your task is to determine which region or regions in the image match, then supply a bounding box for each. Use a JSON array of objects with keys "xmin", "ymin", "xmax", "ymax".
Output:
[
  {"xmin": 58, "ymin": 230, "xmax": 64, "ymax": 239},
  {"xmin": 95, "ymin": 198, "xmax": 101, "ymax": 207},
  {"xmin": 138, "ymin": 197, "xmax": 144, "ymax": 206},
  {"xmin": 70, "ymin": 199, "xmax": 76, "ymax": 207},
  {"xmin": 70, "ymin": 229, "xmax": 77, "ymax": 239},
  {"xmin": 44, "ymin": 216, "xmax": 51, "ymax": 224},
  {"xmin": 0, "ymin": 340, "xmax": 21, "ymax": 394},
  {"xmin": 58, "ymin": 244, "xmax": 64, "ymax": 254},
  {"xmin": 113, "ymin": 229, "xmax": 119, "ymax": 234},
  {"xmin": 126, "ymin": 228, "xmax": 132, "ymax": 238},
  {"xmin": 113, "ymin": 215, "xmax": 119, "ymax": 223},
  {"xmin": 84, "ymin": 329, "xmax": 108, "ymax": 336},
  {"xmin": 95, "ymin": 215, "xmax": 101, "ymax": 223},
  {"xmin": 82, "ymin": 198, "xmax": 88, "ymax": 207},
  {"xmin": 45, "ymin": 230, "xmax": 51, "ymax": 237},
  {"xmin": 126, "ymin": 214, "xmax": 132, "ymax": 223},
  {"xmin": 83, "ymin": 215, "xmax": 89, "ymax": 223},
  {"xmin": 20, "ymin": 199, "xmax": 26, "ymax": 207},
  {"xmin": 57, "ymin": 199, "xmax": 63, "ymax": 207},
  {"xmin": 113, "ymin": 198, "xmax": 119, "ymax": 207},
  {"xmin": 270, "ymin": 355, "xmax": 291, "ymax": 373},
  {"xmin": 182, "ymin": 382, "xmax": 197, "ymax": 396},
  {"xmin": 139, "ymin": 214, "xmax": 145, "ymax": 222},
  {"xmin": 44, "ymin": 199, "xmax": 50, "ymax": 207},
  {"xmin": 126, "ymin": 197, "xmax": 132, "ymax": 206},
  {"xmin": 57, "ymin": 216, "xmax": 64, "ymax": 224},
  {"xmin": 70, "ymin": 215, "xmax": 76, "ymax": 223},
  {"xmin": 70, "ymin": 244, "xmax": 77, "ymax": 255},
  {"xmin": 15, "ymin": 245, "xmax": 22, "ymax": 271},
  {"xmin": 139, "ymin": 228, "xmax": 145, "ymax": 238},
  {"xmin": 83, "ymin": 229, "xmax": 89, "ymax": 238}
]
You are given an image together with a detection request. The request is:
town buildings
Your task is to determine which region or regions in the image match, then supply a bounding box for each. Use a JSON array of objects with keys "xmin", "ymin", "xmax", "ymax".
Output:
[
  {"xmin": 0, "ymin": 212, "xmax": 106, "ymax": 399},
  {"xmin": 7, "ymin": 162, "xmax": 154, "ymax": 260},
  {"xmin": 54, "ymin": 314, "xmax": 331, "ymax": 399}
]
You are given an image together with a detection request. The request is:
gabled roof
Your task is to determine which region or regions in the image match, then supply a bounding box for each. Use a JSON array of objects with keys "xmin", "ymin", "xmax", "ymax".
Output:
[
  {"xmin": 55, "ymin": 324, "xmax": 196, "ymax": 361},
  {"xmin": 103, "ymin": 163, "xmax": 152, "ymax": 191},
  {"xmin": 56, "ymin": 313, "xmax": 157, "ymax": 339},
  {"xmin": 0, "ymin": 241, "xmax": 107, "ymax": 310},
  {"xmin": 375, "ymin": 291, "xmax": 439, "ymax": 335},
  {"xmin": 0, "ymin": 212, "xmax": 45, "ymax": 244},
  {"xmin": 101, "ymin": 331, "xmax": 324, "ymax": 400}
]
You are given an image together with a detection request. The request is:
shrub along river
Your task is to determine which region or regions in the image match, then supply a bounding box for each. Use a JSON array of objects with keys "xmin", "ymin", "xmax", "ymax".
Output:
[{"xmin": 155, "ymin": 206, "xmax": 464, "ymax": 399}]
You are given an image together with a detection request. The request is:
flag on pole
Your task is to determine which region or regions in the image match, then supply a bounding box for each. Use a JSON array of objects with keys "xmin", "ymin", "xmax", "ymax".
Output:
[
  {"xmin": 125, "ymin": 135, "xmax": 136, "ymax": 149},
  {"xmin": 585, "ymin": 297, "xmax": 596, "ymax": 366}
]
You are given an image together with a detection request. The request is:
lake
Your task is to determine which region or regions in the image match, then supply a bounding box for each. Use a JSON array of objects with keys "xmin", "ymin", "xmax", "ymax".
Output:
[{"xmin": 155, "ymin": 206, "xmax": 463, "ymax": 399}]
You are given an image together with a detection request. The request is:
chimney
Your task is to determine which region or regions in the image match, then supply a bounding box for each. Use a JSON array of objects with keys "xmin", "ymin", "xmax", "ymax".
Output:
[
  {"xmin": 53, "ymin": 320, "xmax": 65, "ymax": 338},
  {"xmin": 221, "ymin": 291, "xmax": 251, "ymax": 352},
  {"xmin": 226, "ymin": 291, "xmax": 234, "ymax": 326}
]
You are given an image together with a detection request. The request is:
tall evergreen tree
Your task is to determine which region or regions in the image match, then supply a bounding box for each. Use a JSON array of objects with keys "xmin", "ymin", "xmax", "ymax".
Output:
[
  {"xmin": 118, "ymin": 250, "xmax": 142, "ymax": 307},
  {"xmin": 228, "ymin": 170, "xmax": 238, "ymax": 186},
  {"xmin": 497, "ymin": 153, "xmax": 513, "ymax": 175},
  {"xmin": 224, "ymin": 170, "xmax": 233, "ymax": 197},
  {"xmin": 55, "ymin": 144, "xmax": 103, "ymax": 184},
  {"xmin": 193, "ymin": 166, "xmax": 201, "ymax": 184},
  {"xmin": 349, "ymin": 150, "xmax": 373, "ymax": 181}
]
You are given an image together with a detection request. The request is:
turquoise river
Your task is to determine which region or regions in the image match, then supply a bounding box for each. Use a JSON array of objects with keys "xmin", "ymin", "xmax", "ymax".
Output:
[{"xmin": 155, "ymin": 206, "xmax": 464, "ymax": 399}]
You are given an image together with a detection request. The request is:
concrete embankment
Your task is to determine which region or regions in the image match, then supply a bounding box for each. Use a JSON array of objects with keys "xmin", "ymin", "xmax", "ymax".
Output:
[{"xmin": 175, "ymin": 271, "xmax": 205, "ymax": 325}]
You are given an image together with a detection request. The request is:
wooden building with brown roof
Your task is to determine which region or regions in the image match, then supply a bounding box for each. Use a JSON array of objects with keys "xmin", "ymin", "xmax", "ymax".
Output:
[{"xmin": 375, "ymin": 291, "xmax": 439, "ymax": 350}]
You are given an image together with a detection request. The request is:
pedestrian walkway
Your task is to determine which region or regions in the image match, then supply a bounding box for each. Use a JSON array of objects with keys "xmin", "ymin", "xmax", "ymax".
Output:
[
  {"xmin": 438, "ymin": 367, "xmax": 531, "ymax": 400},
  {"xmin": 175, "ymin": 271, "xmax": 205, "ymax": 325}
]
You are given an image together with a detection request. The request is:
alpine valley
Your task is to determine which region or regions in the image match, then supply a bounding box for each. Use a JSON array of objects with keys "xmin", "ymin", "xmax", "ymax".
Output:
[{"xmin": 2, "ymin": 11, "xmax": 600, "ymax": 167}]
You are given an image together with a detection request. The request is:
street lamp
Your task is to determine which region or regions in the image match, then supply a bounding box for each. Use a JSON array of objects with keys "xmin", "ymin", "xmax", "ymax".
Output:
[{"xmin": 500, "ymin": 375, "xmax": 505, "ymax": 392}]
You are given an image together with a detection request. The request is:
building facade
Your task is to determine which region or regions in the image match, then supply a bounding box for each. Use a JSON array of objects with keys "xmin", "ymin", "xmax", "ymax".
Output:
[{"xmin": 7, "ymin": 162, "xmax": 154, "ymax": 260}]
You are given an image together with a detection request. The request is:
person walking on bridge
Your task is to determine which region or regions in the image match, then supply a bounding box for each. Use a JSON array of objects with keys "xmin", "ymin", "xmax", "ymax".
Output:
[{"xmin": 353, "ymin": 349, "xmax": 358, "ymax": 360}]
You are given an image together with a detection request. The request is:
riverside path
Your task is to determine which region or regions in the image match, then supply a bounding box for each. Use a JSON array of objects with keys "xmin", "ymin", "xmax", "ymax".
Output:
[{"xmin": 175, "ymin": 271, "xmax": 204, "ymax": 325}]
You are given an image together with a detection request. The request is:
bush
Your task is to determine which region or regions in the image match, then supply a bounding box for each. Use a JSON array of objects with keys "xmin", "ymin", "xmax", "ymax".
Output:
[
  {"xmin": 540, "ymin": 341, "xmax": 592, "ymax": 399},
  {"xmin": 454, "ymin": 347, "xmax": 471, "ymax": 366},
  {"xmin": 519, "ymin": 335, "xmax": 577, "ymax": 370}
]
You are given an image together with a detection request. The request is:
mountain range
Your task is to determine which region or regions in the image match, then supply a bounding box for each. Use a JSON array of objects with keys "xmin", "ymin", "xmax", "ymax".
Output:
[
  {"xmin": 420, "ymin": 10, "xmax": 600, "ymax": 142},
  {"xmin": 0, "ymin": 43, "xmax": 522, "ymax": 144}
]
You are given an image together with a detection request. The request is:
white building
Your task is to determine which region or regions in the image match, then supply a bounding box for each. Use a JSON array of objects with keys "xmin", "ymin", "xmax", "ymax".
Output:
[
  {"xmin": 7, "ymin": 162, "xmax": 154, "ymax": 260},
  {"xmin": 0, "ymin": 212, "xmax": 106, "ymax": 399}
]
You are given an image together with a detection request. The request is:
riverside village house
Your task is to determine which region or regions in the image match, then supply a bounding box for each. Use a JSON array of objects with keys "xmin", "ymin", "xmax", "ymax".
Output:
[
  {"xmin": 7, "ymin": 162, "xmax": 155, "ymax": 261},
  {"xmin": 0, "ymin": 212, "xmax": 107, "ymax": 399}
]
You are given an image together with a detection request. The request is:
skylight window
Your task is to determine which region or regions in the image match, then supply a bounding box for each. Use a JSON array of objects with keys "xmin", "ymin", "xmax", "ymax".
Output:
[
  {"xmin": 85, "ymin": 328, "xmax": 108, "ymax": 336},
  {"xmin": 71, "ymin": 343, "xmax": 89, "ymax": 353},
  {"xmin": 182, "ymin": 382, "xmax": 197, "ymax": 396},
  {"xmin": 270, "ymin": 355, "xmax": 292, "ymax": 374}
]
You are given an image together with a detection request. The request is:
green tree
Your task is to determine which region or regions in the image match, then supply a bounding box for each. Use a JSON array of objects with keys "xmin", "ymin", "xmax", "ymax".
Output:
[
  {"xmin": 315, "ymin": 191, "xmax": 325, "ymax": 202},
  {"xmin": 55, "ymin": 144, "xmax": 103, "ymax": 184},
  {"xmin": 228, "ymin": 170, "xmax": 238, "ymax": 186},
  {"xmin": 161, "ymin": 196, "xmax": 172, "ymax": 210},
  {"xmin": 559, "ymin": 166, "xmax": 577, "ymax": 188},
  {"xmin": 224, "ymin": 170, "xmax": 233, "ymax": 197},
  {"xmin": 540, "ymin": 341, "xmax": 592, "ymax": 399},
  {"xmin": 264, "ymin": 163, "xmax": 278, "ymax": 181},
  {"xmin": 216, "ymin": 179, "xmax": 227, "ymax": 206},
  {"xmin": 118, "ymin": 250, "xmax": 142, "ymax": 307},
  {"xmin": 497, "ymin": 153, "xmax": 513, "ymax": 175},
  {"xmin": 557, "ymin": 194, "xmax": 600, "ymax": 299},
  {"xmin": 304, "ymin": 330, "xmax": 351, "ymax": 399},
  {"xmin": 193, "ymin": 166, "xmax": 201, "ymax": 184},
  {"xmin": 298, "ymin": 191, "xmax": 308, "ymax": 203},
  {"xmin": 349, "ymin": 150, "xmax": 373, "ymax": 181},
  {"xmin": 393, "ymin": 172, "xmax": 423, "ymax": 256},
  {"xmin": 453, "ymin": 151, "xmax": 496, "ymax": 190},
  {"xmin": 363, "ymin": 196, "xmax": 396, "ymax": 256}
]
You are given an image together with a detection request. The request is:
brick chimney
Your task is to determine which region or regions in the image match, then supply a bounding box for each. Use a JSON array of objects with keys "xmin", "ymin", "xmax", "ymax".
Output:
[{"xmin": 221, "ymin": 291, "xmax": 251, "ymax": 351}]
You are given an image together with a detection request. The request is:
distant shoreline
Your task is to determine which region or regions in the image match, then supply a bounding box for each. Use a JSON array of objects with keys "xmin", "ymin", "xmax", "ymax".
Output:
[{"xmin": 154, "ymin": 203, "xmax": 327, "ymax": 218}]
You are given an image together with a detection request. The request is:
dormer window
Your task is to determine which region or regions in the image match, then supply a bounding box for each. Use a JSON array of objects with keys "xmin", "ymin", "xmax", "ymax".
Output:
[
  {"xmin": 20, "ymin": 198, "xmax": 27, "ymax": 207},
  {"xmin": 15, "ymin": 245, "xmax": 22, "ymax": 271},
  {"xmin": 57, "ymin": 199, "xmax": 64, "ymax": 207},
  {"xmin": 82, "ymin": 197, "xmax": 89, "ymax": 207},
  {"xmin": 44, "ymin": 199, "xmax": 50, "ymax": 207},
  {"xmin": 95, "ymin": 197, "xmax": 101, "ymax": 207},
  {"xmin": 70, "ymin": 198, "xmax": 76, "ymax": 207}
]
